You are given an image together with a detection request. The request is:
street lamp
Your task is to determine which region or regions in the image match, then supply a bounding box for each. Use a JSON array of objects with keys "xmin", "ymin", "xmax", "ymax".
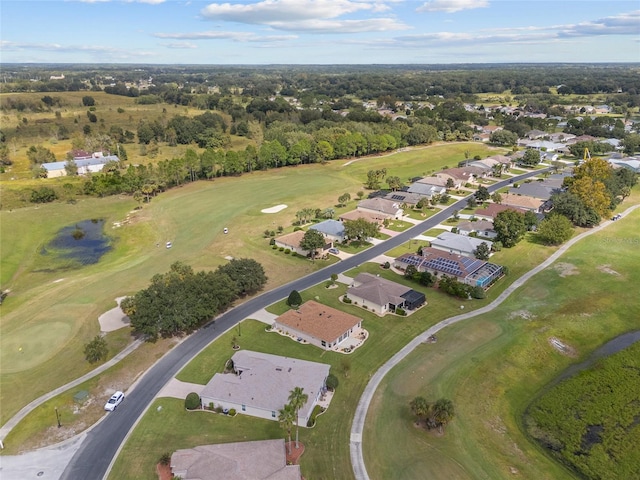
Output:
[{"xmin": 55, "ymin": 407, "xmax": 61, "ymax": 428}]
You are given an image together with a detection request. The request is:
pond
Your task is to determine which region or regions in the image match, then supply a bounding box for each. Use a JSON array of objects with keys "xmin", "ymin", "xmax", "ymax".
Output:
[{"xmin": 41, "ymin": 219, "xmax": 113, "ymax": 266}]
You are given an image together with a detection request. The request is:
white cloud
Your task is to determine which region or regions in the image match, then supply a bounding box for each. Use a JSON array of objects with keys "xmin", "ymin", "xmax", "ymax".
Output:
[
  {"xmin": 162, "ymin": 41, "xmax": 198, "ymax": 49},
  {"xmin": 154, "ymin": 31, "xmax": 298, "ymax": 43},
  {"xmin": 417, "ymin": 0, "xmax": 488, "ymax": 14},
  {"xmin": 0, "ymin": 40, "xmax": 154, "ymax": 59},
  {"xmin": 199, "ymin": 0, "xmax": 408, "ymax": 32},
  {"xmin": 558, "ymin": 10, "xmax": 640, "ymax": 37}
]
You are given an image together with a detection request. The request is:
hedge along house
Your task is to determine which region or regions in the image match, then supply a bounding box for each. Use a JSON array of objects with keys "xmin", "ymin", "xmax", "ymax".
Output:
[
  {"xmin": 274, "ymin": 300, "xmax": 362, "ymax": 350},
  {"xmin": 346, "ymin": 272, "xmax": 425, "ymax": 316},
  {"xmin": 199, "ymin": 350, "xmax": 330, "ymax": 426}
]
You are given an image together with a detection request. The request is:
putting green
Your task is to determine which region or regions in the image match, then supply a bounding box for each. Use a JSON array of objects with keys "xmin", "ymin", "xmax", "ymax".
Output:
[{"xmin": 1, "ymin": 321, "xmax": 73, "ymax": 373}]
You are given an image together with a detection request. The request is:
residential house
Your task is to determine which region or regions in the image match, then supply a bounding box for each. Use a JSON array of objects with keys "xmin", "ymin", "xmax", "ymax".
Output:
[
  {"xmin": 42, "ymin": 154, "xmax": 120, "ymax": 178},
  {"xmin": 474, "ymin": 203, "xmax": 529, "ymax": 221},
  {"xmin": 456, "ymin": 220, "xmax": 497, "ymax": 239},
  {"xmin": 357, "ymin": 198, "xmax": 403, "ymax": 220},
  {"xmin": 171, "ymin": 439, "xmax": 301, "ymax": 480},
  {"xmin": 274, "ymin": 300, "xmax": 362, "ymax": 351},
  {"xmin": 274, "ymin": 230, "xmax": 310, "ymax": 256},
  {"xmin": 508, "ymin": 182, "xmax": 560, "ymax": 201},
  {"xmin": 525, "ymin": 129, "xmax": 547, "ymax": 140},
  {"xmin": 500, "ymin": 193, "xmax": 545, "ymax": 212},
  {"xmin": 383, "ymin": 191, "xmax": 423, "ymax": 207},
  {"xmin": 346, "ymin": 272, "xmax": 425, "ymax": 315},
  {"xmin": 339, "ymin": 209, "xmax": 386, "ymax": 225},
  {"xmin": 199, "ymin": 350, "xmax": 330, "ymax": 425},
  {"xmin": 608, "ymin": 156, "xmax": 640, "ymax": 173},
  {"xmin": 430, "ymin": 231, "xmax": 493, "ymax": 258},
  {"xmin": 435, "ymin": 167, "xmax": 479, "ymax": 185},
  {"xmin": 309, "ymin": 219, "xmax": 346, "ymax": 243},
  {"xmin": 419, "ymin": 175, "xmax": 461, "ymax": 189},
  {"xmin": 406, "ymin": 181, "xmax": 446, "ymax": 199},
  {"xmin": 394, "ymin": 247, "xmax": 503, "ymax": 288}
]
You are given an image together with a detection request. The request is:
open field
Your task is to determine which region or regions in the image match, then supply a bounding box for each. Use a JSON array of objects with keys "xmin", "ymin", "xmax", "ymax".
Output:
[
  {"xmin": 0, "ymin": 142, "xmax": 501, "ymax": 427},
  {"xmin": 363, "ymin": 204, "xmax": 640, "ymax": 480}
]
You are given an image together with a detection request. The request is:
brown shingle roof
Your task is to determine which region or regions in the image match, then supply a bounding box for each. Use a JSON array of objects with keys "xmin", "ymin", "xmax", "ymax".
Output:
[
  {"xmin": 475, "ymin": 203, "xmax": 528, "ymax": 219},
  {"xmin": 274, "ymin": 230, "xmax": 306, "ymax": 249},
  {"xmin": 276, "ymin": 300, "xmax": 362, "ymax": 344},
  {"xmin": 500, "ymin": 193, "xmax": 544, "ymax": 211}
]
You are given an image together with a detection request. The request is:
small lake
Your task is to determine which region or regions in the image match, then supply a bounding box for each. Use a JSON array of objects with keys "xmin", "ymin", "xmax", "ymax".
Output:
[{"xmin": 41, "ymin": 219, "xmax": 113, "ymax": 266}]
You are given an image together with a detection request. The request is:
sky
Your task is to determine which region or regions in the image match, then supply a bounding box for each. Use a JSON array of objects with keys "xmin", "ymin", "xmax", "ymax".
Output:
[{"xmin": 1, "ymin": 0, "xmax": 639, "ymax": 64}]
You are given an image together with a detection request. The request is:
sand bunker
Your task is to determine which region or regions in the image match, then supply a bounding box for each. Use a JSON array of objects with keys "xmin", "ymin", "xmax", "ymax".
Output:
[
  {"xmin": 98, "ymin": 297, "xmax": 130, "ymax": 332},
  {"xmin": 261, "ymin": 204, "xmax": 287, "ymax": 214}
]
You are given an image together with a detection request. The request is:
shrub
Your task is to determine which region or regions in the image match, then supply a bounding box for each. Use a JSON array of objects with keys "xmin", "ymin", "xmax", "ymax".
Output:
[
  {"xmin": 469, "ymin": 286, "xmax": 486, "ymax": 299},
  {"xmin": 228, "ymin": 408, "xmax": 236, "ymax": 416},
  {"xmin": 272, "ymin": 245, "xmax": 278, "ymax": 249},
  {"xmin": 185, "ymin": 392, "xmax": 200, "ymax": 410},
  {"xmin": 270, "ymin": 230, "xmax": 276, "ymax": 237},
  {"xmin": 269, "ymin": 238, "xmax": 276, "ymax": 245},
  {"xmin": 396, "ymin": 307, "xmax": 407, "ymax": 316},
  {"xmin": 287, "ymin": 290, "xmax": 302, "ymax": 307},
  {"xmin": 215, "ymin": 406, "xmax": 223, "ymax": 414},
  {"xmin": 343, "ymin": 296, "xmax": 352, "ymax": 304},
  {"xmin": 30, "ymin": 187, "xmax": 57, "ymax": 203},
  {"xmin": 383, "ymin": 261, "xmax": 390, "ymax": 269},
  {"xmin": 159, "ymin": 452, "xmax": 171, "ymax": 466},
  {"xmin": 279, "ymin": 247, "xmax": 284, "ymax": 252},
  {"xmin": 284, "ymin": 249, "xmax": 291, "ymax": 254},
  {"xmin": 326, "ymin": 373, "xmax": 339, "ymax": 390},
  {"xmin": 209, "ymin": 402, "xmax": 214, "ymax": 410},
  {"xmin": 293, "ymin": 226, "xmax": 303, "ymax": 232}
]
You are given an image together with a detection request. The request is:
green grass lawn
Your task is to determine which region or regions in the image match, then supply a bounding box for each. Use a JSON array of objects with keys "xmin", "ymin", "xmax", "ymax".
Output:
[
  {"xmin": 363, "ymin": 205, "xmax": 640, "ymax": 480},
  {"xmin": 383, "ymin": 219, "xmax": 413, "ymax": 232}
]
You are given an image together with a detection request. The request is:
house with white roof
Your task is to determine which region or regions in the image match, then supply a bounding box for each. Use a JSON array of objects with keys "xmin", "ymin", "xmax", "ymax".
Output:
[
  {"xmin": 309, "ymin": 219, "xmax": 346, "ymax": 243},
  {"xmin": 171, "ymin": 439, "xmax": 301, "ymax": 480},
  {"xmin": 200, "ymin": 350, "xmax": 330, "ymax": 425},
  {"xmin": 430, "ymin": 231, "xmax": 493, "ymax": 258}
]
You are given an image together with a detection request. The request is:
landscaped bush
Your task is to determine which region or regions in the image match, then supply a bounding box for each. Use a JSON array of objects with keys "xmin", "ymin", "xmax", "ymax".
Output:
[
  {"xmin": 284, "ymin": 249, "xmax": 291, "ymax": 254},
  {"xmin": 228, "ymin": 408, "xmax": 236, "ymax": 416},
  {"xmin": 343, "ymin": 296, "xmax": 352, "ymax": 304},
  {"xmin": 215, "ymin": 406, "xmax": 223, "ymax": 414},
  {"xmin": 269, "ymin": 238, "xmax": 276, "ymax": 245},
  {"xmin": 272, "ymin": 244, "xmax": 278, "ymax": 249},
  {"xmin": 396, "ymin": 307, "xmax": 407, "ymax": 316},
  {"xmin": 307, "ymin": 405, "xmax": 326, "ymax": 427},
  {"xmin": 326, "ymin": 374, "xmax": 339, "ymax": 391},
  {"xmin": 159, "ymin": 452, "xmax": 171, "ymax": 466},
  {"xmin": 383, "ymin": 261, "xmax": 390, "ymax": 269},
  {"xmin": 209, "ymin": 402, "xmax": 214, "ymax": 410},
  {"xmin": 185, "ymin": 392, "xmax": 201, "ymax": 410},
  {"xmin": 279, "ymin": 246, "xmax": 284, "ymax": 251}
]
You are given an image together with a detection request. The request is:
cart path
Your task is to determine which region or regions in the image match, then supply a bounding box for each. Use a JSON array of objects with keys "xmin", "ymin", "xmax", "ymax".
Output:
[{"xmin": 349, "ymin": 203, "xmax": 640, "ymax": 480}]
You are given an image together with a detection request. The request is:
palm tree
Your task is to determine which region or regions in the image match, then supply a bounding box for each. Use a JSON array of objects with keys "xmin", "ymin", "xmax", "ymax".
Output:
[
  {"xmin": 278, "ymin": 404, "xmax": 296, "ymax": 454},
  {"xmin": 288, "ymin": 387, "xmax": 308, "ymax": 448},
  {"xmin": 410, "ymin": 396, "xmax": 430, "ymax": 426},
  {"xmin": 433, "ymin": 398, "xmax": 455, "ymax": 433}
]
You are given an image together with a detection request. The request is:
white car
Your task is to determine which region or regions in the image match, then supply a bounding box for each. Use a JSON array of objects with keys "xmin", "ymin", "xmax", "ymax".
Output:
[
  {"xmin": 166, "ymin": 241, "xmax": 172, "ymax": 249},
  {"xmin": 104, "ymin": 391, "xmax": 124, "ymax": 411}
]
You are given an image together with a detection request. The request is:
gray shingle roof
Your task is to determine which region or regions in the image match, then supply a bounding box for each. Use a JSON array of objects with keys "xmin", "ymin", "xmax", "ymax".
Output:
[{"xmin": 200, "ymin": 350, "xmax": 330, "ymax": 423}]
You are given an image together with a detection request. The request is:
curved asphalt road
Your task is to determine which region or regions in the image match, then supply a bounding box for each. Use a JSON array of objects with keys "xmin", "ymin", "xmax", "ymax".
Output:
[{"xmin": 61, "ymin": 167, "xmax": 549, "ymax": 480}]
